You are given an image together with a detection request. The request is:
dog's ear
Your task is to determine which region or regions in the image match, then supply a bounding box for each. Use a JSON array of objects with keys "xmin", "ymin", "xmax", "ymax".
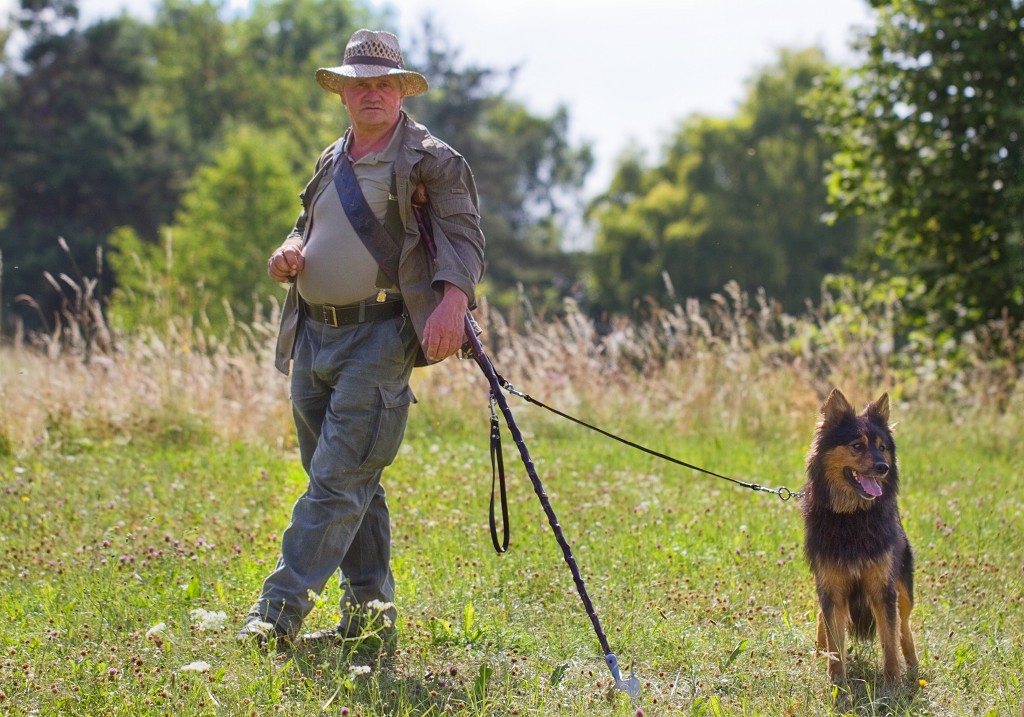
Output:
[
  {"xmin": 866, "ymin": 393, "xmax": 891, "ymax": 425},
  {"xmin": 820, "ymin": 388, "xmax": 855, "ymax": 426}
]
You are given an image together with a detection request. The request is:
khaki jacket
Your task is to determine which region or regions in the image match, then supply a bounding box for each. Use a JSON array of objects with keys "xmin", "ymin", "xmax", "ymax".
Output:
[{"xmin": 274, "ymin": 113, "xmax": 486, "ymax": 374}]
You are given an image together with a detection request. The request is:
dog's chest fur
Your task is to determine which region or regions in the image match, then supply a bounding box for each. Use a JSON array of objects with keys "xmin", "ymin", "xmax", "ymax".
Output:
[{"xmin": 802, "ymin": 494, "xmax": 904, "ymax": 568}]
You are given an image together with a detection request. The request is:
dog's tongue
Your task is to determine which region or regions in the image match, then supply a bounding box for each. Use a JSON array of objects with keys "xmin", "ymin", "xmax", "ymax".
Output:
[{"xmin": 856, "ymin": 472, "xmax": 883, "ymax": 498}]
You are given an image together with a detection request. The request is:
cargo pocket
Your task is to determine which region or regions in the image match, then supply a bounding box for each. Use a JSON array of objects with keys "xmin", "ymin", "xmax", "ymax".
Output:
[
  {"xmin": 322, "ymin": 381, "xmax": 413, "ymax": 472},
  {"xmin": 357, "ymin": 383, "xmax": 415, "ymax": 472}
]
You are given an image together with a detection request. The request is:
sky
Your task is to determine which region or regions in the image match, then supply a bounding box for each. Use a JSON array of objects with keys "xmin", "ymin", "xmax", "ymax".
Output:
[
  {"xmin": 2, "ymin": 0, "xmax": 875, "ymax": 195},
  {"xmin": 368, "ymin": 0, "xmax": 873, "ymax": 191}
]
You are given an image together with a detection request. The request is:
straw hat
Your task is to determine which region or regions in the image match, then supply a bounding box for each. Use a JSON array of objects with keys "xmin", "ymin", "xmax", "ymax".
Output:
[{"xmin": 316, "ymin": 29, "xmax": 428, "ymax": 97}]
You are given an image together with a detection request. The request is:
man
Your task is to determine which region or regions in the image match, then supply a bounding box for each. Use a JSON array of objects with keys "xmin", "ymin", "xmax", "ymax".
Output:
[{"xmin": 237, "ymin": 29, "xmax": 485, "ymax": 648}]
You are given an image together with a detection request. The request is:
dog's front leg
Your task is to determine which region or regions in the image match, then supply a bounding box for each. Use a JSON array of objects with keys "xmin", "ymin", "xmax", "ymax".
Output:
[
  {"xmin": 817, "ymin": 593, "xmax": 849, "ymax": 681},
  {"xmin": 865, "ymin": 565, "xmax": 902, "ymax": 680},
  {"xmin": 897, "ymin": 579, "xmax": 918, "ymax": 670}
]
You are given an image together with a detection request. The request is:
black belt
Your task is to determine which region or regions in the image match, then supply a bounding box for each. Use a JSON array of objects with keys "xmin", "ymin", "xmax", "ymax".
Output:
[{"xmin": 302, "ymin": 298, "xmax": 404, "ymax": 328}]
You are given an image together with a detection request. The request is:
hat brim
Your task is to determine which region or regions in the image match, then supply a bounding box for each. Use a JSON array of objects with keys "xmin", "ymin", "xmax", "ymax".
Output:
[{"xmin": 316, "ymin": 65, "xmax": 428, "ymax": 97}]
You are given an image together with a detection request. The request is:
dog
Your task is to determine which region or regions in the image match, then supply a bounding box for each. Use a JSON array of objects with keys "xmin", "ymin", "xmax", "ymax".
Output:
[{"xmin": 801, "ymin": 388, "xmax": 918, "ymax": 682}]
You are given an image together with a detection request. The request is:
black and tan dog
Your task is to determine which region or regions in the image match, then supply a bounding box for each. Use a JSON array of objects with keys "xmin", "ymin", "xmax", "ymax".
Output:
[{"xmin": 801, "ymin": 388, "xmax": 918, "ymax": 682}]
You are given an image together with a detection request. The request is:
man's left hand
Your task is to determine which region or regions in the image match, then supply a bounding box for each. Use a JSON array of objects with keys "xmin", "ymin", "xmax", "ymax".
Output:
[{"xmin": 421, "ymin": 284, "xmax": 469, "ymax": 361}]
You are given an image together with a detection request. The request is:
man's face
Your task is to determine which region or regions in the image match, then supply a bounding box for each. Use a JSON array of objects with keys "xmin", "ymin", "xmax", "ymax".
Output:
[{"xmin": 340, "ymin": 76, "xmax": 404, "ymax": 133}]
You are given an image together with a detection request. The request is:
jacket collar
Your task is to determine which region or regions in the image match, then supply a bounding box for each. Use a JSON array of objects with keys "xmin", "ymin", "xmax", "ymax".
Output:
[{"xmin": 399, "ymin": 111, "xmax": 440, "ymax": 158}]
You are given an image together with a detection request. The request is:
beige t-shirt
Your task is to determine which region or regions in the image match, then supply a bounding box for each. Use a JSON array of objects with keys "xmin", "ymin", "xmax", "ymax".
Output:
[{"xmin": 297, "ymin": 128, "xmax": 401, "ymax": 306}]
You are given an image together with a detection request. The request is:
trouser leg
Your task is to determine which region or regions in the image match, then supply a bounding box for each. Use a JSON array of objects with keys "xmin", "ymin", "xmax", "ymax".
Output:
[
  {"xmin": 251, "ymin": 316, "xmax": 416, "ymax": 635},
  {"xmin": 338, "ymin": 482, "xmax": 397, "ymax": 628}
]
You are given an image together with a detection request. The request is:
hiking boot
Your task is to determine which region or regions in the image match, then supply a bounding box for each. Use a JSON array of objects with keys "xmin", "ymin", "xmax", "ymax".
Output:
[
  {"xmin": 299, "ymin": 613, "xmax": 360, "ymax": 645},
  {"xmin": 299, "ymin": 621, "xmax": 398, "ymax": 656},
  {"xmin": 298, "ymin": 625, "xmax": 348, "ymax": 646},
  {"xmin": 235, "ymin": 617, "xmax": 291, "ymax": 648}
]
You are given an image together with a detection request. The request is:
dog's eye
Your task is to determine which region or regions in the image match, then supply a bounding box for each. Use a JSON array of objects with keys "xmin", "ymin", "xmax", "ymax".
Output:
[{"xmin": 850, "ymin": 441, "xmax": 865, "ymax": 451}]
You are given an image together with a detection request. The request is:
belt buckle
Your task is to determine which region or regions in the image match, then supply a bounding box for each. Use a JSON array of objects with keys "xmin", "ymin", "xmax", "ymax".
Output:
[{"xmin": 323, "ymin": 304, "xmax": 339, "ymax": 328}]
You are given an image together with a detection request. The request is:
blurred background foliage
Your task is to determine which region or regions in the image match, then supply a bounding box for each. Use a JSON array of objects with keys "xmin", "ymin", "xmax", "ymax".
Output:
[{"xmin": 0, "ymin": 0, "xmax": 1021, "ymax": 346}]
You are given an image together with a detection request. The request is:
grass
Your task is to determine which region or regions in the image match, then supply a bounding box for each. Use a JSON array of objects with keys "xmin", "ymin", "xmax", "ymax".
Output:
[{"xmin": 1, "ymin": 290, "xmax": 1022, "ymax": 716}]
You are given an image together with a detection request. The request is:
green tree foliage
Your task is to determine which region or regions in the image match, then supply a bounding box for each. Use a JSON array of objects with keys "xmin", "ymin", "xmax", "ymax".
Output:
[
  {"xmin": 588, "ymin": 49, "xmax": 861, "ymax": 316},
  {"xmin": 108, "ymin": 126, "xmax": 302, "ymax": 332},
  {"xmin": 0, "ymin": 1, "xmax": 181, "ymax": 322},
  {"xmin": 809, "ymin": 0, "xmax": 1024, "ymax": 331},
  {"xmin": 146, "ymin": 0, "xmax": 365, "ymax": 164}
]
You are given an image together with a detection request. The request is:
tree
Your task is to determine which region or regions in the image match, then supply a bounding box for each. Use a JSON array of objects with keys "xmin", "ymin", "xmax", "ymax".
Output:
[
  {"xmin": 0, "ymin": 1, "xmax": 180, "ymax": 327},
  {"xmin": 808, "ymin": 0, "xmax": 1024, "ymax": 332},
  {"xmin": 588, "ymin": 49, "xmax": 861, "ymax": 315},
  {"xmin": 146, "ymin": 0, "xmax": 364, "ymax": 164},
  {"xmin": 108, "ymin": 126, "xmax": 303, "ymax": 332}
]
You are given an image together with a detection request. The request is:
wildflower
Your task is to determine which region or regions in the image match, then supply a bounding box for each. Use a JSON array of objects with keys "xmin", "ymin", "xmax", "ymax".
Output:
[
  {"xmin": 366, "ymin": 600, "xmax": 395, "ymax": 612},
  {"xmin": 190, "ymin": 609, "xmax": 228, "ymax": 630},
  {"xmin": 919, "ymin": 678, "xmax": 927, "ymax": 688},
  {"xmin": 349, "ymin": 665, "xmax": 371, "ymax": 677},
  {"xmin": 181, "ymin": 661, "xmax": 211, "ymax": 673},
  {"xmin": 146, "ymin": 623, "xmax": 167, "ymax": 638}
]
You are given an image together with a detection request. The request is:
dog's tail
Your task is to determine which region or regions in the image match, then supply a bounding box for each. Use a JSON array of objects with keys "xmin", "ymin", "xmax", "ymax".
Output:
[{"xmin": 849, "ymin": 588, "xmax": 877, "ymax": 640}]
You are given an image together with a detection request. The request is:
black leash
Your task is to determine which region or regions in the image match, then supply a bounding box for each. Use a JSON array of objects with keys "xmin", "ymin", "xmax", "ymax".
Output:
[
  {"xmin": 488, "ymin": 395, "xmax": 510, "ymax": 553},
  {"xmin": 484, "ymin": 370, "xmax": 802, "ymax": 552}
]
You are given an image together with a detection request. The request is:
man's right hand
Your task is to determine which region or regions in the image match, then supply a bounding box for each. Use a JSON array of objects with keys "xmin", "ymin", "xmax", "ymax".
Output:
[{"xmin": 267, "ymin": 246, "xmax": 304, "ymax": 282}]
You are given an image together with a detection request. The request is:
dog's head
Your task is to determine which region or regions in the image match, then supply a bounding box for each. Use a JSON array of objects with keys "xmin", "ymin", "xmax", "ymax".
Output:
[{"xmin": 806, "ymin": 388, "xmax": 898, "ymax": 512}]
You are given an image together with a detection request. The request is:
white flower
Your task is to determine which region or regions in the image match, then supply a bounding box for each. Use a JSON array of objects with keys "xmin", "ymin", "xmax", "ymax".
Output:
[
  {"xmin": 146, "ymin": 622, "xmax": 167, "ymax": 637},
  {"xmin": 190, "ymin": 608, "xmax": 228, "ymax": 630},
  {"xmin": 366, "ymin": 600, "xmax": 395, "ymax": 613},
  {"xmin": 181, "ymin": 661, "xmax": 211, "ymax": 673},
  {"xmin": 349, "ymin": 665, "xmax": 371, "ymax": 676}
]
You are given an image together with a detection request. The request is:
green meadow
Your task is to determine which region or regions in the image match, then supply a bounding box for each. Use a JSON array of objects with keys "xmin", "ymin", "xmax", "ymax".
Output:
[{"xmin": 1, "ymin": 299, "xmax": 1022, "ymax": 716}]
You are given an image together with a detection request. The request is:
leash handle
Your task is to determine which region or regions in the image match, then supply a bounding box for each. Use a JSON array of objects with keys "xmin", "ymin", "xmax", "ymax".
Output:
[{"xmin": 488, "ymin": 395, "xmax": 510, "ymax": 553}]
